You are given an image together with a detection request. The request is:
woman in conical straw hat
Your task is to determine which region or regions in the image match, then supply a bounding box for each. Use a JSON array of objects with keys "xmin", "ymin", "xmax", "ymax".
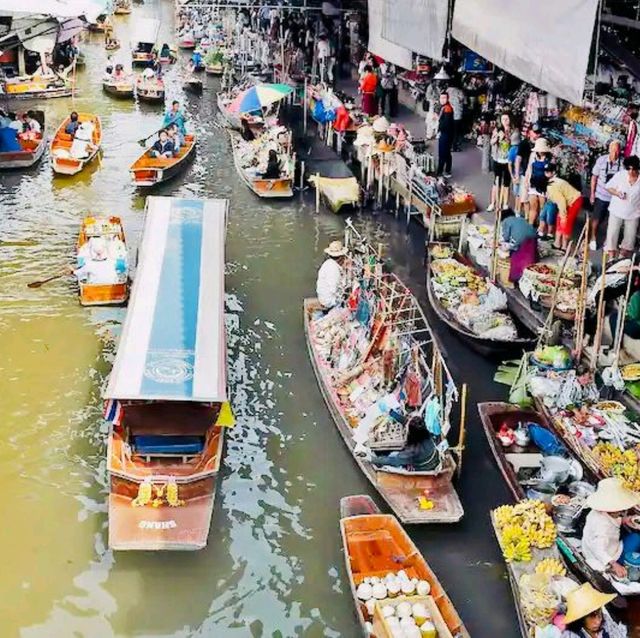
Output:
[
  {"xmin": 582, "ymin": 477, "xmax": 640, "ymax": 580},
  {"xmin": 562, "ymin": 582, "xmax": 618, "ymax": 637}
]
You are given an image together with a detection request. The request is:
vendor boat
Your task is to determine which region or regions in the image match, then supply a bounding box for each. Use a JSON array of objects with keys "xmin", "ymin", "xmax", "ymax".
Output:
[
  {"xmin": 206, "ymin": 61, "xmax": 224, "ymax": 76},
  {"xmin": 102, "ymin": 76, "xmax": 134, "ymax": 99},
  {"xmin": 129, "ymin": 134, "xmax": 197, "ymax": 187},
  {"xmin": 1, "ymin": 76, "xmax": 73, "ymax": 100},
  {"xmin": 309, "ymin": 175, "xmax": 360, "ymax": 213},
  {"xmin": 0, "ymin": 111, "xmax": 46, "ymax": 170},
  {"xmin": 229, "ymin": 130, "xmax": 294, "ymax": 198},
  {"xmin": 340, "ymin": 495, "xmax": 469, "ymax": 637},
  {"xmin": 50, "ymin": 113, "xmax": 102, "ymax": 176},
  {"xmin": 178, "ymin": 36, "xmax": 196, "ymax": 50},
  {"xmin": 305, "ymin": 227, "xmax": 464, "ymax": 524},
  {"xmin": 131, "ymin": 18, "xmax": 160, "ymax": 66},
  {"xmin": 426, "ymin": 244, "xmax": 537, "ymax": 357},
  {"xmin": 76, "ymin": 216, "xmax": 129, "ymax": 306},
  {"xmin": 113, "ymin": 0, "xmax": 132, "ymax": 14},
  {"xmin": 104, "ymin": 196, "xmax": 231, "ymax": 551},
  {"xmin": 136, "ymin": 76, "xmax": 165, "ymax": 104}
]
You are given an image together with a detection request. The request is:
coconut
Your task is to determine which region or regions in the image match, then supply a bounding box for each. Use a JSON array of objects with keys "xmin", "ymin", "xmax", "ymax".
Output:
[
  {"xmin": 419, "ymin": 620, "xmax": 437, "ymax": 638},
  {"xmin": 401, "ymin": 580, "xmax": 416, "ymax": 596},
  {"xmin": 363, "ymin": 577, "xmax": 372, "ymax": 585},
  {"xmin": 387, "ymin": 580, "xmax": 401, "ymax": 598},
  {"xmin": 397, "ymin": 570, "xmax": 409, "ymax": 581},
  {"xmin": 405, "ymin": 627, "xmax": 422, "ymax": 638},
  {"xmin": 400, "ymin": 616, "xmax": 417, "ymax": 630},
  {"xmin": 396, "ymin": 601, "xmax": 412, "ymax": 618},
  {"xmin": 382, "ymin": 605, "xmax": 395, "ymax": 618},
  {"xmin": 386, "ymin": 616, "xmax": 400, "ymax": 627},
  {"xmin": 412, "ymin": 603, "xmax": 429, "ymax": 624},
  {"xmin": 356, "ymin": 582, "xmax": 373, "ymax": 601},
  {"xmin": 365, "ymin": 599, "xmax": 376, "ymax": 617},
  {"xmin": 370, "ymin": 576, "xmax": 381, "ymax": 586},
  {"xmin": 416, "ymin": 580, "xmax": 431, "ymax": 596},
  {"xmin": 372, "ymin": 582, "xmax": 388, "ymax": 600}
]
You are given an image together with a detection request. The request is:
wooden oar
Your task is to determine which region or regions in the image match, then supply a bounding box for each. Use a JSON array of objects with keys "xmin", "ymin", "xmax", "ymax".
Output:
[
  {"xmin": 137, "ymin": 127, "xmax": 164, "ymax": 146},
  {"xmin": 27, "ymin": 272, "xmax": 67, "ymax": 288}
]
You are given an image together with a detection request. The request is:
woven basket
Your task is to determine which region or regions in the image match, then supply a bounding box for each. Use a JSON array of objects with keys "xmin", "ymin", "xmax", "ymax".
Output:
[
  {"xmin": 433, "ymin": 215, "xmax": 463, "ymax": 239},
  {"xmin": 497, "ymin": 255, "xmax": 514, "ymax": 288}
]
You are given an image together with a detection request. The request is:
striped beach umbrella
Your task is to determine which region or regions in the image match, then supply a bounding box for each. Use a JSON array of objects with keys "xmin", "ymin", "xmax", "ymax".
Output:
[{"xmin": 228, "ymin": 83, "xmax": 293, "ymax": 113}]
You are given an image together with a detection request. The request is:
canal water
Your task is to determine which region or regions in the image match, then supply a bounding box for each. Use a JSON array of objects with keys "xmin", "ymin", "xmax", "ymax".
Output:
[{"xmin": 0, "ymin": 1, "xmax": 519, "ymax": 636}]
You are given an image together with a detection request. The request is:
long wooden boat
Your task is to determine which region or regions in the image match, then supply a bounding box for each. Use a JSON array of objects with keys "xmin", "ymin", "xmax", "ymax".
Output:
[
  {"xmin": 76, "ymin": 216, "xmax": 129, "ymax": 306},
  {"xmin": 178, "ymin": 37, "xmax": 196, "ymax": 50},
  {"xmin": 105, "ymin": 196, "xmax": 230, "ymax": 551},
  {"xmin": 135, "ymin": 76, "xmax": 165, "ymax": 104},
  {"xmin": 50, "ymin": 113, "xmax": 102, "ymax": 176},
  {"xmin": 229, "ymin": 130, "xmax": 293, "ymax": 198},
  {"xmin": 426, "ymin": 245, "xmax": 537, "ymax": 357},
  {"xmin": 102, "ymin": 77, "xmax": 134, "ymax": 99},
  {"xmin": 105, "ymin": 40, "xmax": 121, "ymax": 51},
  {"xmin": 129, "ymin": 134, "xmax": 197, "ymax": 187},
  {"xmin": 0, "ymin": 112, "xmax": 46, "ymax": 170},
  {"xmin": 340, "ymin": 495, "xmax": 469, "ymax": 638},
  {"xmin": 1, "ymin": 76, "xmax": 73, "ymax": 100},
  {"xmin": 113, "ymin": 1, "xmax": 132, "ymax": 14},
  {"xmin": 206, "ymin": 62, "xmax": 224, "ymax": 76}
]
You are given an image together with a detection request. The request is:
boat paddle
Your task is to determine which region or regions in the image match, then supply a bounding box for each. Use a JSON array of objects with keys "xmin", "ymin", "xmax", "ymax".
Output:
[
  {"xmin": 27, "ymin": 271, "xmax": 69, "ymax": 288},
  {"xmin": 137, "ymin": 127, "xmax": 164, "ymax": 146}
]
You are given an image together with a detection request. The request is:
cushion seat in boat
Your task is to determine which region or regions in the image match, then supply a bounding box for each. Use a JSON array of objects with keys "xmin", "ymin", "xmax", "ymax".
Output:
[{"xmin": 133, "ymin": 435, "xmax": 204, "ymax": 456}]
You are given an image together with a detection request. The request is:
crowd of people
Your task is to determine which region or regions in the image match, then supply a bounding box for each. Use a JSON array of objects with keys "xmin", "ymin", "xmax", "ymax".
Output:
[{"xmin": 0, "ymin": 109, "xmax": 42, "ymax": 152}]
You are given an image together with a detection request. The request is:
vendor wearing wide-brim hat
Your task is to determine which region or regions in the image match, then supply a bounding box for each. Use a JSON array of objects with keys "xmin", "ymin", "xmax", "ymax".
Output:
[
  {"xmin": 316, "ymin": 240, "xmax": 347, "ymax": 310},
  {"xmin": 562, "ymin": 582, "xmax": 618, "ymax": 638},
  {"xmin": 582, "ymin": 477, "xmax": 640, "ymax": 580}
]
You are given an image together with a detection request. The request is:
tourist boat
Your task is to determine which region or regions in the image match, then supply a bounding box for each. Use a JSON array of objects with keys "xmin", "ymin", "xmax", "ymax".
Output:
[
  {"xmin": 158, "ymin": 43, "xmax": 177, "ymax": 64},
  {"xmin": 305, "ymin": 226, "xmax": 464, "ymax": 524},
  {"xmin": 50, "ymin": 113, "xmax": 102, "ymax": 176},
  {"xmin": 129, "ymin": 134, "xmax": 197, "ymax": 187},
  {"xmin": 426, "ymin": 243, "xmax": 537, "ymax": 357},
  {"xmin": 104, "ymin": 195, "xmax": 231, "ymax": 551},
  {"xmin": 1, "ymin": 76, "xmax": 73, "ymax": 100},
  {"xmin": 76, "ymin": 216, "xmax": 129, "ymax": 306},
  {"xmin": 229, "ymin": 130, "xmax": 294, "ymax": 198},
  {"xmin": 102, "ymin": 76, "xmax": 134, "ymax": 99},
  {"xmin": 113, "ymin": 0, "xmax": 132, "ymax": 14},
  {"xmin": 135, "ymin": 76, "xmax": 165, "ymax": 104},
  {"xmin": 340, "ymin": 495, "xmax": 470, "ymax": 637},
  {"xmin": 178, "ymin": 35, "xmax": 196, "ymax": 49},
  {"xmin": 131, "ymin": 18, "xmax": 160, "ymax": 66},
  {"xmin": 105, "ymin": 39, "xmax": 121, "ymax": 51},
  {"xmin": 0, "ymin": 111, "xmax": 46, "ymax": 170}
]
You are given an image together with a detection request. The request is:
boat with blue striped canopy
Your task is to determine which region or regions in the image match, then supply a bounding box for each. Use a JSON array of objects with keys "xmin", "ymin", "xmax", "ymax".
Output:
[{"xmin": 104, "ymin": 196, "xmax": 233, "ymax": 551}]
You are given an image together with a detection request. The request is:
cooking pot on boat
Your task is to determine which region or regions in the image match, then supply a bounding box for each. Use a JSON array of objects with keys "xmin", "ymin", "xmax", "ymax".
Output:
[
  {"xmin": 552, "ymin": 504, "xmax": 580, "ymax": 532},
  {"xmin": 567, "ymin": 481, "xmax": 595, "ymax": 500},
  {"xmin": 527, "ymin": 483, "xmax": 556, "ymax": 505},
  {"xmin": 539, "ymin": 456, "xmax": 571, "ymax": 484}
]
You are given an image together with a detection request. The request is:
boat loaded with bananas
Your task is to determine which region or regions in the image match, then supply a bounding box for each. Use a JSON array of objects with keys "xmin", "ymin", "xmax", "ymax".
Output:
[
  {"xmin": 340, "ymin": 495, "xmax": 469, "ymax": 637},
  {"xmin": 0, "ymin": 110, "xmax": 46, "ymax": 170},
  {"xmin": 75, "ymin": 216, "xmax": 129, "ymax": 306},
  {"xmin": 50, "ymin": 113, "xmax": 102, "ymax": 176},
  {"xmin": 304, "ymin": 222, "xmax": 465, "ymax": 524},
  {"xmin": 129, "ymin": 133, "xmax": 197, "ymax": 187},
  {"xmin": 104, "ymin": 196, "xmax": 232, "ymax": 551},
  {"xmin": 426, "ymin": 243, "xmax": 537, "ymax": 357}
]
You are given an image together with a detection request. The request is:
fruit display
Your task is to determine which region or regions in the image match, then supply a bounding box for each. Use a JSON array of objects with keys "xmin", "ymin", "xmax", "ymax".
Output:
[
  {"xmin": 535, "ymin": 557, "xmax": 566, "ymax": 577},
  {"xmin": 374, "ymin": 598, "xmax": 441, "ymax": 638},
  {"xmin": 493, "ymin": 500, "xmax": 557, "ymax": 562},
  {"xmin": 531, "ymin": 345, "xmax": 572, "ymax": 370},
  {"xmin": 519, "ymin": 573, "xmax": 559, "ymax": 629},
  {"xmin": 430, "ymin": 244, "xmax": 452, "ymax": 260},
  {"xmin": 622, "ymin": 363, "xmax": 640, "ymax": 382},
  {"xmin": 592, "ymin": 442, "xmax": 640, "ymax": 492}
]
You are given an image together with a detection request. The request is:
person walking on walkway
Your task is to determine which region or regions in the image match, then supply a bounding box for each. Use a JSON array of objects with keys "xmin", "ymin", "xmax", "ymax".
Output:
[
  {"xmin": 446, "ymin": 79, "xmax": 465, "ymax": 151},
  {"xmin": 359, "ymin": 65, "xmax": 378, "ymax": 117},
  {"xmin": 379, "ymin": 60, "xmax": 398, "ymax": 117},
  {"xmin": 590, "ymin": 140, "xmax": 623, "ymax": 250},
  {"xmin": 604, "ymin": 154, "xmax": 640, "ymax": 258},
  {"xmin": 545, "ymin": 163, "xmax": 583, "ymax": 251},
  {"xmin": 436, "ymin": 92, "xmax": 454, "ymax": 178}
]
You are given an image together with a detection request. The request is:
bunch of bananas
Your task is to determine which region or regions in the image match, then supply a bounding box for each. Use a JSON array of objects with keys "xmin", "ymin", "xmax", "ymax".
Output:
[
  {"xmin": 535, "ymin": 558, "xmax": 566, "ymax": 577},
  {"xmin": 493, "ymin": 500, "xmax": 557, "ymax": 562},
  {"xmin": 592, "ymin": 443, "xmax": 640, "ymax": 492}
]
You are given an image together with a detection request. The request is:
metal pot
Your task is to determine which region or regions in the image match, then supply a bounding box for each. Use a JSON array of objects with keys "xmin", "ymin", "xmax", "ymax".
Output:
[
  {"xmin": 527, "ymin": 483, "xmax": 557, "ymax": 505},
  {"xmin": 567, "ymin": 481, "xmax": 595, "ymax": 500},
  {"xmin": 552, "ymin": 504, "xmax": 580, "ymax": 532},
  {"xmin": 539, "ymin": 456, "xmax": 571, "ymax": 484}
]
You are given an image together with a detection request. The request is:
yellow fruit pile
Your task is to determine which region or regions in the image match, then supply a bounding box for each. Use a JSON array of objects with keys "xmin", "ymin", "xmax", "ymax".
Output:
[
  {"xmin": 494, "ymin": 500, "xmax": 557, "ymax": 563},
  {"xmin": 592, "ymin": 443, "xmax": 640, "ymax": 492},
  {"xmin": 535, "ymin": 557, "xmax": 566, "ymax": 577}
]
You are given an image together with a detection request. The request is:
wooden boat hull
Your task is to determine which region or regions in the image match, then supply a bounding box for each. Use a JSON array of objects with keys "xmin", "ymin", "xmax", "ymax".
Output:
[
  {"xmin": 130, "ymin": 134, "xmax": 197, "ymax": 187},
  {"xmin": 105, "ymin": 43, "xmax": 121, "ymax": 51},
  {"xmin": 50, "ymin": 113, "xmax": 102, "ymax": 176},
  {"xmin": 426, "ymin": 248, "xmax": 537, "ymax": 357},
  {"xmin": 3, "ymin": 84, "xmax": 72, "ymax": 100},
  {"xmin": 178, "ymin": 41, "xmax": 196, "ymax": 49},
  {"xmin": 136, "ymin": 83, "xmax": 165, "ymax": 103},
  {"xmin": 206, "ymin": 64, "xmax": 223, "ymax": 76},
  {"xmin": 102, "ymin": 81, "xmax": 134, "ymax": 99},
  {"xmin": 0, "ymin": 137, "xmax": 46, "ymax": 169},
  {"xmin": 304, "ymin": 298, "xmax": 463, "ymax": 524},
  {"xmin": 340, "ymin": 495, "xmax": 470, "ymax": 637},
  {"xmin": 132, "ymin": 52, "xmax": 154, "ymax": 66},
  {"xmin": 114, "ymin": 7, "xmax": 132, "ymax": 14},
  {"xmin": 229, "ymin": 131, "xmax": 293, "ymax": 198},
  {"xmin": 80, "ymin": 282, "xmax": 128, "ymax": 306}
]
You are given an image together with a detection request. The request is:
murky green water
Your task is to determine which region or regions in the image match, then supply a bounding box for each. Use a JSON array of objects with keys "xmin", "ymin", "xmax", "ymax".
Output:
[{"xmin": 0, "ymin": 2, "xmax": 521, "ymax": 637}]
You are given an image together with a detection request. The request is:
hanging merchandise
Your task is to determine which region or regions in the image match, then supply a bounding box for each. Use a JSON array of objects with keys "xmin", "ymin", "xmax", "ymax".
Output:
[{"xmin": 424, "ymin": 397, "xmax": 441, "ymax": 436}]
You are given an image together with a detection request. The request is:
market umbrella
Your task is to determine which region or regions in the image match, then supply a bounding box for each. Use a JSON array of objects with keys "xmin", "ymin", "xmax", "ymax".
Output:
[{"xmin": 228, "ymin": 83, "xmax": 293, "ymax": 113}]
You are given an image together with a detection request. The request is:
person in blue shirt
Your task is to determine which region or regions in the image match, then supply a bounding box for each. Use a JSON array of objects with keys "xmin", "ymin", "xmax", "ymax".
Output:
[
  {"xmin": 507, "ymin": 129, "xmax": 521, "ymax": 207},
  {"xmin": 162, "ymin": 101, "xmax": 187, "ymax": 136},
  {"xmin": 190, "ymin": 50, "xmax": 203, "ymax": 72},
  {"xmin": 151, "ymin": 129, "xmax": 176, "ymax": 158},
  {"xmin": 65, "ymin": 111, "xmax": 80, "ymax": 136}
]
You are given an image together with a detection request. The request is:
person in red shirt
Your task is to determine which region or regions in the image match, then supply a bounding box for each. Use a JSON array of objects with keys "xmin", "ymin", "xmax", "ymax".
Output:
[
  {"xmin": 359, "ymin": 65, "xmax": 378, "ymax": 117},
  {"xmin": 437, "ymin": 92, "xmax": 454, "ymax": 177}
]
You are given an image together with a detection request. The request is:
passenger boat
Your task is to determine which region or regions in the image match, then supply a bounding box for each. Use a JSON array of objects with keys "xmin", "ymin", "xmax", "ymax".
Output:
[
  {"xmin": 135, "ymin": 76, "xmax": 165, "ymax": 104},
  {"xmin": 305, "ymin": 226, "xmax": 464, "ymax": 524},
  {"xmin": 131, "ymin": 18, "xmax": 160, "ymax": 66},
  {"xmin": 105, "ymin": 39, "xmax": 121, "ymax": 51},
  {"xmin": 113, "ymin": 0, "xmax": 132, "ymax": 14},
  {"xmin": 340, "ymin": 495, "xmax": 469, "ymax": 637},
  {"xmin": 102, "ymin": 76, "xmax": 134, "ymax": 99},
  {"xmin": 75, "ymin": 216, "xmax": 129, "ymax": 306},
  {"xmin": 129, "ymin": 134, "xmax": 197, "ymax": 187},
  {"xmin": 104, "ymin": 196, "xmax": 231, "ymax": 551},
  {"xmin": 50, "ymin": 113, "xmax": 102, "ymax": 176},
  {"xmin": 229, "ymin": 130, "xmax": 294, "ymax": 198},
  {"xmin": 426, "ymin": 243, "xmax": 537, "ymax": 357},
  {"xmin": 1, "ymin": 76, "xmax": 73, "ymax": 100},
  {"xmin": 178, "ymin": 35, "xmax": 196, "ymax": 49},
  {"xmin": 0, "ymin": 111, "xmax": 46, "ymax": 170},
  {"xmin": 158, "ymin": 43, "xmax": 177, "ymax": 64}
]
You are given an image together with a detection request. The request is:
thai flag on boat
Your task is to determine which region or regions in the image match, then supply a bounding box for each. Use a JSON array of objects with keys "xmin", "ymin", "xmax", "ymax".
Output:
[{"xmin": 104, "ymin": 399, "xmax": 123, "ymax": 425}]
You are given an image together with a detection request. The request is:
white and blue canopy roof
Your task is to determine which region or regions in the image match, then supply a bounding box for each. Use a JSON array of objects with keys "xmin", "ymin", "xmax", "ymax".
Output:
[{"xmin": 105, "ymin": 196, "xmax": 228, "ymax": 403}]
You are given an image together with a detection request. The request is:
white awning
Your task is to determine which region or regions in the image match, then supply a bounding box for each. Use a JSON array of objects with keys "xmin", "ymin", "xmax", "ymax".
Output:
[
  {"xmin": 367, "ymin": 0, "xmax": 413, "ymax": 70},
  {"xmin": 452, "ymin": 0, "xmax": 599, "ymax": 104},
  {"xmin": 381, "ymin": 0, "xmax": 448, "ymax": 61},
  {"xmin": 0, "ymin": 0, "xmax": 107, "ymax": 22}
]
